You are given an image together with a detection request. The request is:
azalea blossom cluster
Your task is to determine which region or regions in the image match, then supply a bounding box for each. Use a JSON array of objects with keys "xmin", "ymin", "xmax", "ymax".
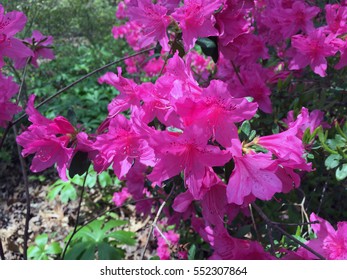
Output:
[
  {"xmin": 5, "ymin": 0, "xmax": 347, "ymax": 259},
  {"xmin": 0, "ymin": 4, "xmax": 54, "ymax": 128}
]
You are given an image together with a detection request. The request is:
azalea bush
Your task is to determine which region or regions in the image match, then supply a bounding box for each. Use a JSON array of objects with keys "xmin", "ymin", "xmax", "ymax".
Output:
[{"xmin": 1, "ymin": 0, "xmax": 347, "ymax": 260}]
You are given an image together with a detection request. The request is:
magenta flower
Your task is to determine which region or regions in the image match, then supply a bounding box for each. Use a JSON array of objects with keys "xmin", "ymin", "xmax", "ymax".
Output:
[
  {"xmin": 257, "ymin": 128, "xmax": 311, "ymax": 171},
  {"xmin": 172, "ymin": 0, "xmax": 222, "ymax": 50},
  {"xmin": 98, "ymin": 68, "xmax": 142, "ymax": 117},
  {"xmin": 112, "ymin": 187, "xmax": 131, "ymax": 207},
  {"xmin": 0, "ymin": 5, "xmax": 33, "ymax": 68},
  {"xmin": 0, "ymin": 74, "xmax": 21, "ymax": 127},
  {"xmin": 16, "ymin": 30, "xmax": 55, "ymax": 68},
  {"xmin": 127, "ymin": 0, "xmax": 171, "ymax": 49},
  {"xmin": 227, "ymin": 139, "xmax": 282, "ymax": 205},
  {"xmin": 93, "ymin": 114, "xmax": 155, "ymax": 178},
  {"xmin": 296, "ymin": 213, "xmax": 347, "ymax": 260},
  {"xmin": 200, "ymin": 225, "xmax": 273, "ymax": 260},
  {"xmin": 283, "ymin": 107, "xmax": 329, "ymax": 139},
  {"xmin": 176, "ymin": 80, "xmax": 258, "ymax": 147},
  {"xmin": 280, "ymin": 1, "xmax": 319, "ymax": 39},
  {"xmin": 325, "ymin": 4, "xmax": 347, "ymax": 36},
  {"xmin": 215, "ymin": 0, "xmax": 251, "ymax": 46},
  {"xmin": 16, "ymin": 95, "xmax": 78, "ymax": 180},
  {"xmin": 154, "ymin": 229, "xmax": 180, "ymax": 260},
  {"xmin": 148, "ymin": 125, "xmax": 231, "ymax": 199},
  {"xmin": 289, "ymin": 29, "xmax": 340, "ymax": 77}
]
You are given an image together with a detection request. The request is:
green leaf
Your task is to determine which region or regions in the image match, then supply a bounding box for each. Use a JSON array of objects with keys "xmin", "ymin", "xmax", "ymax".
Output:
[
  {"xmin": 47, "ymin": 182, "xmax": 63, "ymax": 201},
  {"xmin": 64, "ymin": 242, "xmax": 91, "ymax": 260},
  {"xmin": 336, "ymin": 163, "xmax": 347, "ymax": 181},
  {"xmin": 46, "ymin": 242, "xmax": 62, "ymax": 255},
  {"xmin": 195, "ymin": 37, "xmax": 219, "ymax": 63},
  {"xmin": 60, "ymin": 183, "xmax": 77, "ymax": 203},
  {"xmin": 240, "ymin": 120, "xmax": 251, "ymax": 137},
  {"xmin": 107, "ymin": 230, "xmax": 136, "ymax": 245},
  {"xmin": 69, "ymin": 151, "xmax": 91, "ymax": 178},
  {"xmin": 35, "ymin": 234, "xmax": 48, "ymax": 248},
  {"xmin": 27, "ymin": 246, "xmax": 43, "ymax": 259},
  {"xmin": 98, "ymin": 171, "xmax": 112, "ymax": 187},
  {"xmin": 325, "ymin": 154, "xmax": 342, "ymax": 170},
  {"xmin": 98, "ymin": 242, "xmax": 124, "ymax": 260},
  {"xmin": 188, "ymin": 244, "xmax": 196, "ymax": 260}
]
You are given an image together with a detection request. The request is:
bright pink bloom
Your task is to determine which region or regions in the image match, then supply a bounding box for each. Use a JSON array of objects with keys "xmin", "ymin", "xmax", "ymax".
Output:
[
  {"xmin": 0, "ymin": 74, "xmax": 21, "ymax": 127},
  {"xmin": 16, "ymin": 30, "xmax": 55, "ymax": 68},
  {"xmin": 0, "ymin": 5, "xmax": 32, "ymax": 68},
  {"xmin": 112, "ymin": 21, "xmax": 143, "ymax": 50},
  {"xmin": 171, "ymin": 0, "xmax": 222, "ymax": 50},
  {"xmin": 112, "ymin": 187, "xmax": 131, "ymax": 207},
  {"xmin": 283, "ymin": 107, "xmax": 329, "ymax": 138},
  {"xmin": 215, "ymin": 0, "xmax": 252, "ymax": 46},
  {"xmin": 325, "ymin": 4, "xmax": 347, "ymax": 36},
  {"xmin": 143, "ymin": 55, "xmax": 165, "ymax": 77},
  {"xmin": 93, "ymin": 114, "xmax": 155, "ymax": 178},
  {"xmin": 220, "ymin": 33, "xmax": 269, "ymax": 66},
  {"xmin": 231, "ymin": 65, "xmax": 272, "ymax": 113},
  {"xmin": 296, "ymin": 213, "xmax": 347, "ymax": 260},
  {"xmin": 289, "ymin": 29, "xmax": 340, "ymax": 77},
  {"xmin": 148, "ymin": 126, "xmax": 231, "ymax": 199},
  {"xmin": 176, "ymin": 80, "xmax": 258, "ymax": 147},
  {"xmin": 257, "ymin": 128, "xmax": 311, "ymax": 171},
  {"xmin": 127, "ymin": 0, "xmax": 171, "ymax": 49},
  {"xmin": 98, "ymin": 68, "xmax": 142, "ymax": 117},
  {"xmin": 154, "ymin": 229, "xmax": 180, "ymax": 260},
  {"xmin": 16, "ymin": 95, "xmax": 77, "ymax": 180},
  {"xmin": 200, "ymin": 225, "xmax": 273, "ymax": 260},
  {"xmin": 227, "ymin": 139, "xmax": 282, "ymax": 205}
]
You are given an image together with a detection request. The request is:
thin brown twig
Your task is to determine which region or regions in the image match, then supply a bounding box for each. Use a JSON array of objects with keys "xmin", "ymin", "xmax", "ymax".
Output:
[
  {"xmin": 140, "ymin": 186, "xmax": 176, "ymax": 260},
  {"xmin": 251, "ymin": 203, "xmax": 326, "ymax": 260},
  {"xmin": 13, "ymin": 125, "xmax": 30, "ymax": 260}
]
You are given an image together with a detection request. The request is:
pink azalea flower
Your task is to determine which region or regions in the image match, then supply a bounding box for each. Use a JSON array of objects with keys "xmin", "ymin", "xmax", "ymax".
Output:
[
  {"xmin": 289, "ymin": 29, "xmax": 340, "ymax": 77},
  {"xmin": 199, "ymin": 225, "xmax": 273, "ymax": 260},
  {"xmin": 296, "ymin": 213, "xmax": 347, "ymax": 260},
  {"xmin": 231, "ymin": 65, "xmax": 272, "ymax": 113},
  {"xmin": 143, "ymin": 55, "xmax": 165, "ymax": 77},
  {"xmin": 280, "ymin": 1, "xmax": 319, "ymax": 39},
  {"xmin": 227, "ymin": 139, "xmax": 282, "ymax": 205},
  {"xmin": 127, "ymin": 0, "xmax": 171, "ymax": 50},
  {"xmin": 283, "ymin": 107, "xmax": 329, "ymax": 139},
  {"xmin": 112, "ymin": 21, "xmax": 143, "ymax": 50},
  {"xmin": 0, "ymin": 5, "xmax": 33, "ymax": 68},
  {"xmin": 176, "ymin": 80, "xmax": 258, "ymax": 147},
  {"xmin": 220, "ymin": 33, "xmax": 269, "ymax": 66},
  {"xmin": 16, "ymin": 95, "xmax": 79, "ymax": 180},
  {"xmin": 98, "ymin": 68, "xmax": 142, "ymax": 117},
  {"xmin": 16, "ymin": 30, "xmax": 55, "ymax": 68},
  {"xmin": 148, "ymin": 125, "xmax": 231, "ymax": 199},
  {"xmin": 171, "ymin": 0, "xmax": 222, "ymax": 50},
  {"xmin": 257, "ymin": 128, "xmax": 312, "ymax": 171},
  {"xmin": 0, "ymin": 74, "xmax": 21, "ymax": 127},
  {"xmin": 154, "ymin": 229, "xmax": 180, "ymax": 260},
  {"xmin": 93, "ymin": 114, "xmax": 155, "ymax": 178},
  {"xmin": 325, "ymin": 4, "xmax": 347, "ymax": 36},
  {"xmin": 215, "ymin": 0, "xmax": 252, "ymax": 46},
  {"xmin": 112, "ymin": 187, "xmax": 131, "ymax": 207}
]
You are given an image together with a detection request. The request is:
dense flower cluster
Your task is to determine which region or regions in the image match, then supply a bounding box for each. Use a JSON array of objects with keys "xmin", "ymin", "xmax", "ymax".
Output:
[
  {"xmin": 0, "ymin": 5, "xmax": 54, "ymax": 127},
  {"xmin": 1, "ymin": 1, "xmax": 345, "ymax": 259}
]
